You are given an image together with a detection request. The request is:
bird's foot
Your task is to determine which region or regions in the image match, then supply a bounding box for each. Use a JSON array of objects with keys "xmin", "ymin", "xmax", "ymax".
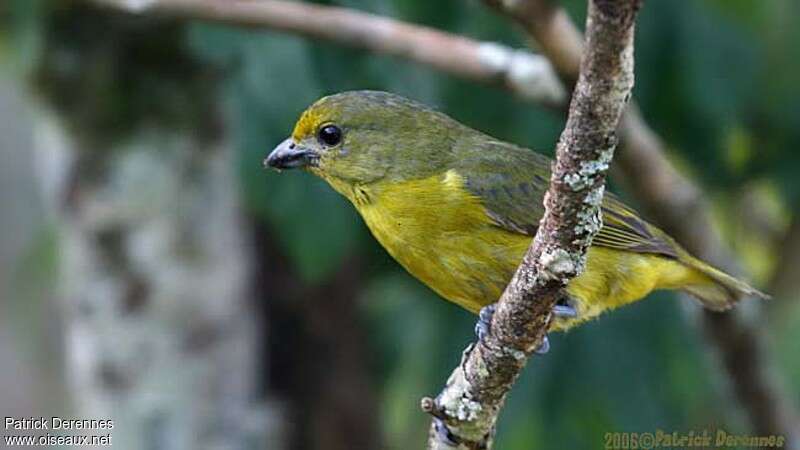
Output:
[
  {"xmin": 474, "ymin": 303, "xmax": 496, "ymax": 343},
  {"xmin": 553, "ymin": 303, "xmax": 578, "ymax": 319},
  {"xmin": 433, "ymin": 418, "xmax": 460, "ymax": 447},
  {"xmin": 474, "ymin": 301, "xmax": 578, "ymax": 354}
]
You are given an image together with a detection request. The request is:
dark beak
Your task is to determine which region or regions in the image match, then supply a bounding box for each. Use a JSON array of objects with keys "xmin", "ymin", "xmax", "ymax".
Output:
[{"xmin": 264, "ymin": 138, "xmax": 315, "ymax": 169}]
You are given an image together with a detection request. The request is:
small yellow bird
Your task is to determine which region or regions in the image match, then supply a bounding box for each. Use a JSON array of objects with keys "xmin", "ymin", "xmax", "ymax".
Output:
[{"xmin": 265, "ymin": 91, "xmax": 765, "ymax": 334}]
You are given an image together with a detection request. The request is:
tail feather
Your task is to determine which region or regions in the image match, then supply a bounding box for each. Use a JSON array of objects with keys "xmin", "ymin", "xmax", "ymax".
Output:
[{"xmin": 680, "ymin": 255, "xmax": 770, "ymax": 311}]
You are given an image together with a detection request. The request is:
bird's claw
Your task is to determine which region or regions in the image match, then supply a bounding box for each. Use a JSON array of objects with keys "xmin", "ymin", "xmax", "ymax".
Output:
[
  {"xmin": 553, "ymin": 303, "xmax": 578, "ymax": 318},
  {"xmin": 475, "ymin": 303, "xmax": 553, "ymax": 354},
  {"xmin": 474, "ymin": 304, "xmax": 496, "ymax": 343},
  {"xmin": 433, "ymin": 418, "xmax": 460, "ymax": 447},
  {"xmin": 534, "ymin": 335, "xmax": 550, "ymax": 354}
]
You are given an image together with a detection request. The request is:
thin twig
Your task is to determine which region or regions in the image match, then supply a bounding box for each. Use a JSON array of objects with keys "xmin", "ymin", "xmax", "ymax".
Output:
[{"xmin": 90, "ymin": 0, "xmax": 566, "ymax": 107}]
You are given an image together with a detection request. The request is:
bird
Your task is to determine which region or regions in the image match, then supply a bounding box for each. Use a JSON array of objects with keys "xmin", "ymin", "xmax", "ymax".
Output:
[{"xmin": 264, "ymin": 90, "xmax": 766, "ymax": 337}]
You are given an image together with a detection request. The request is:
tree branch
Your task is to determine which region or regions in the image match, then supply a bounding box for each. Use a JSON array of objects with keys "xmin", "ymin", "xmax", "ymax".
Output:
[
  {"xmin": 482, "ymin": 0, "xmax": 800, "ymax": 445},
  {"xmin": 424, "ymin": 1, "xmax": 641, "ymax": 447},
  {"xmin": 90, "ymin": 0, "xmax": 566, "ymax": 107}
]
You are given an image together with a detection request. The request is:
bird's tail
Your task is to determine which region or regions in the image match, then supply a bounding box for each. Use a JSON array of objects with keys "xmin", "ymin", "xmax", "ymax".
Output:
[{"xmin": 679, "ymin": 254, "xmax": 770, "ymax": 311}]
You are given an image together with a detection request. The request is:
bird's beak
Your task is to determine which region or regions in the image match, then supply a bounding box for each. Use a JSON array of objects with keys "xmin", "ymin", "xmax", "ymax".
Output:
[{"xmin": 264, "ymin": 138, "xmax": 316, "ymax": 170}]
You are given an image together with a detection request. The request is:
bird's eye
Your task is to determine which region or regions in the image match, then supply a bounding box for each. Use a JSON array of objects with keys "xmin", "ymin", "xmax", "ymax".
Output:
[{"xmin": 317, "ymin": 124, "xmax": 342, "ymax": 147}]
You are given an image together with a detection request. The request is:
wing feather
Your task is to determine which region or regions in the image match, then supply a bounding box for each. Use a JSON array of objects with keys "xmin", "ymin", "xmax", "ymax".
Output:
[{"xmin": 455, "ymin": 141, "xmax": 678, "ymax": 259}]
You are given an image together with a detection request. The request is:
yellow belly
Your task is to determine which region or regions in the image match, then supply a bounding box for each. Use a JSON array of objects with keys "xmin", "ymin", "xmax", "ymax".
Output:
[{"xmin": 341, "ymin": 172, "xmax": 696, "ymax": 331}]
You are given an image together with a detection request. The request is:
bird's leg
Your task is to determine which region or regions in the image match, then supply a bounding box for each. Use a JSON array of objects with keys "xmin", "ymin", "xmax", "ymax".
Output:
[
  {"xmin": 474, "ymin": 303, "xmax": 496, "ymax": 342},
  {"xmin": 553, "ymin": 303, "xmax": 578, "ymax": 319},
  {"xmin": 475, "ymin": 299, "xmax": 578, "ymax": 354},
  {"xmin": 432, "ymin": 418, "xmax": 461, "ymax": 447},
  {"xmin": 433, "ymin": 417, "xmax": 492, "ymax": 449},
  {"xmin": 538, "ymin": 296, "xmax": 580, "ymax": 354}
]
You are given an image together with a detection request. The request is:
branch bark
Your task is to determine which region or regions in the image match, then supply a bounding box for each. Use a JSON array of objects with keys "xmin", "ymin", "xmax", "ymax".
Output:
[
  {"xmin": 483, "ymin": 0, "xmax": 800, "ymax": 445},
  {"xmin": 90, "ymin": 0, "xmax": 566, "ymax": 107},
  {"xmin": 423, "ymin": 1, "xmax": 641, "ymax": 448}
]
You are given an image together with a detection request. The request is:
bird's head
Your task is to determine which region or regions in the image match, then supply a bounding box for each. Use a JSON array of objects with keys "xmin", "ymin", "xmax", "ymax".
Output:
[{"xmin": 265, "ymin": 91, "xmax": 469, "ymax": 191}]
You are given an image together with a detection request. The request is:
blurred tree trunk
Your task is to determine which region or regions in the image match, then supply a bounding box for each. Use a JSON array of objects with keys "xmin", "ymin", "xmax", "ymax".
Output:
[
  {"xmin": 0, "ymin": 76, "xmax": 67, "ymax": 429},
  {"xmin": 31, "ymin": 7, "xmax": 282, "ymax": 450},
  {"xmin": 52, "ymin": 133, "xmax": 276, "ymax": 450}
]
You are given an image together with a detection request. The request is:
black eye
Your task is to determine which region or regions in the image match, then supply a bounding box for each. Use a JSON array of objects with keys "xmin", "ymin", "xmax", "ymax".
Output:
[{"xmin": 317, "ymin": 124, "xmax": 342, "ymax": 147}]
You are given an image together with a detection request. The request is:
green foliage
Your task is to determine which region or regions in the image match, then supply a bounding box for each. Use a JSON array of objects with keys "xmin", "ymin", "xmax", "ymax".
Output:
[
  {"xmin": 24, "ymin": 3, "xmax": 219, "ymax": 150},
  {"xmin": 0, "ymin": 0, "xmax": 46, "ymax": 74},
  {"xmin": 636, "ymin": 0, "xmax": 800, "ymax": 201}
]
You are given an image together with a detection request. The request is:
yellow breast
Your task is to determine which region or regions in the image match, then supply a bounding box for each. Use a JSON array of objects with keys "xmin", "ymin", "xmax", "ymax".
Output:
[
  {"xmin": 352, "ymin": 171, "xmax": 507, "ymax": 311},
  {"xmin": 331, "ymin": 170, "xmax": 695, "ymax": 331}
]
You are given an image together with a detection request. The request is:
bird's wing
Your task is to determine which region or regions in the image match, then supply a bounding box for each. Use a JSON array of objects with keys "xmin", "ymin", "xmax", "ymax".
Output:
[
  {"xmin": 593, "ymin": 195, "xmax": 679, "ymax": 258},
  {"xmin": 457, "ymin": 141, "xmax": 679, "ymax": 259}
]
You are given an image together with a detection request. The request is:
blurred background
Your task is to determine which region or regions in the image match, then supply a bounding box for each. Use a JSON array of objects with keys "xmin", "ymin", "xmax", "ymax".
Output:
[{"xmin": 1, "ymin": 0, "xmax": 798, "ymax": 449}]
